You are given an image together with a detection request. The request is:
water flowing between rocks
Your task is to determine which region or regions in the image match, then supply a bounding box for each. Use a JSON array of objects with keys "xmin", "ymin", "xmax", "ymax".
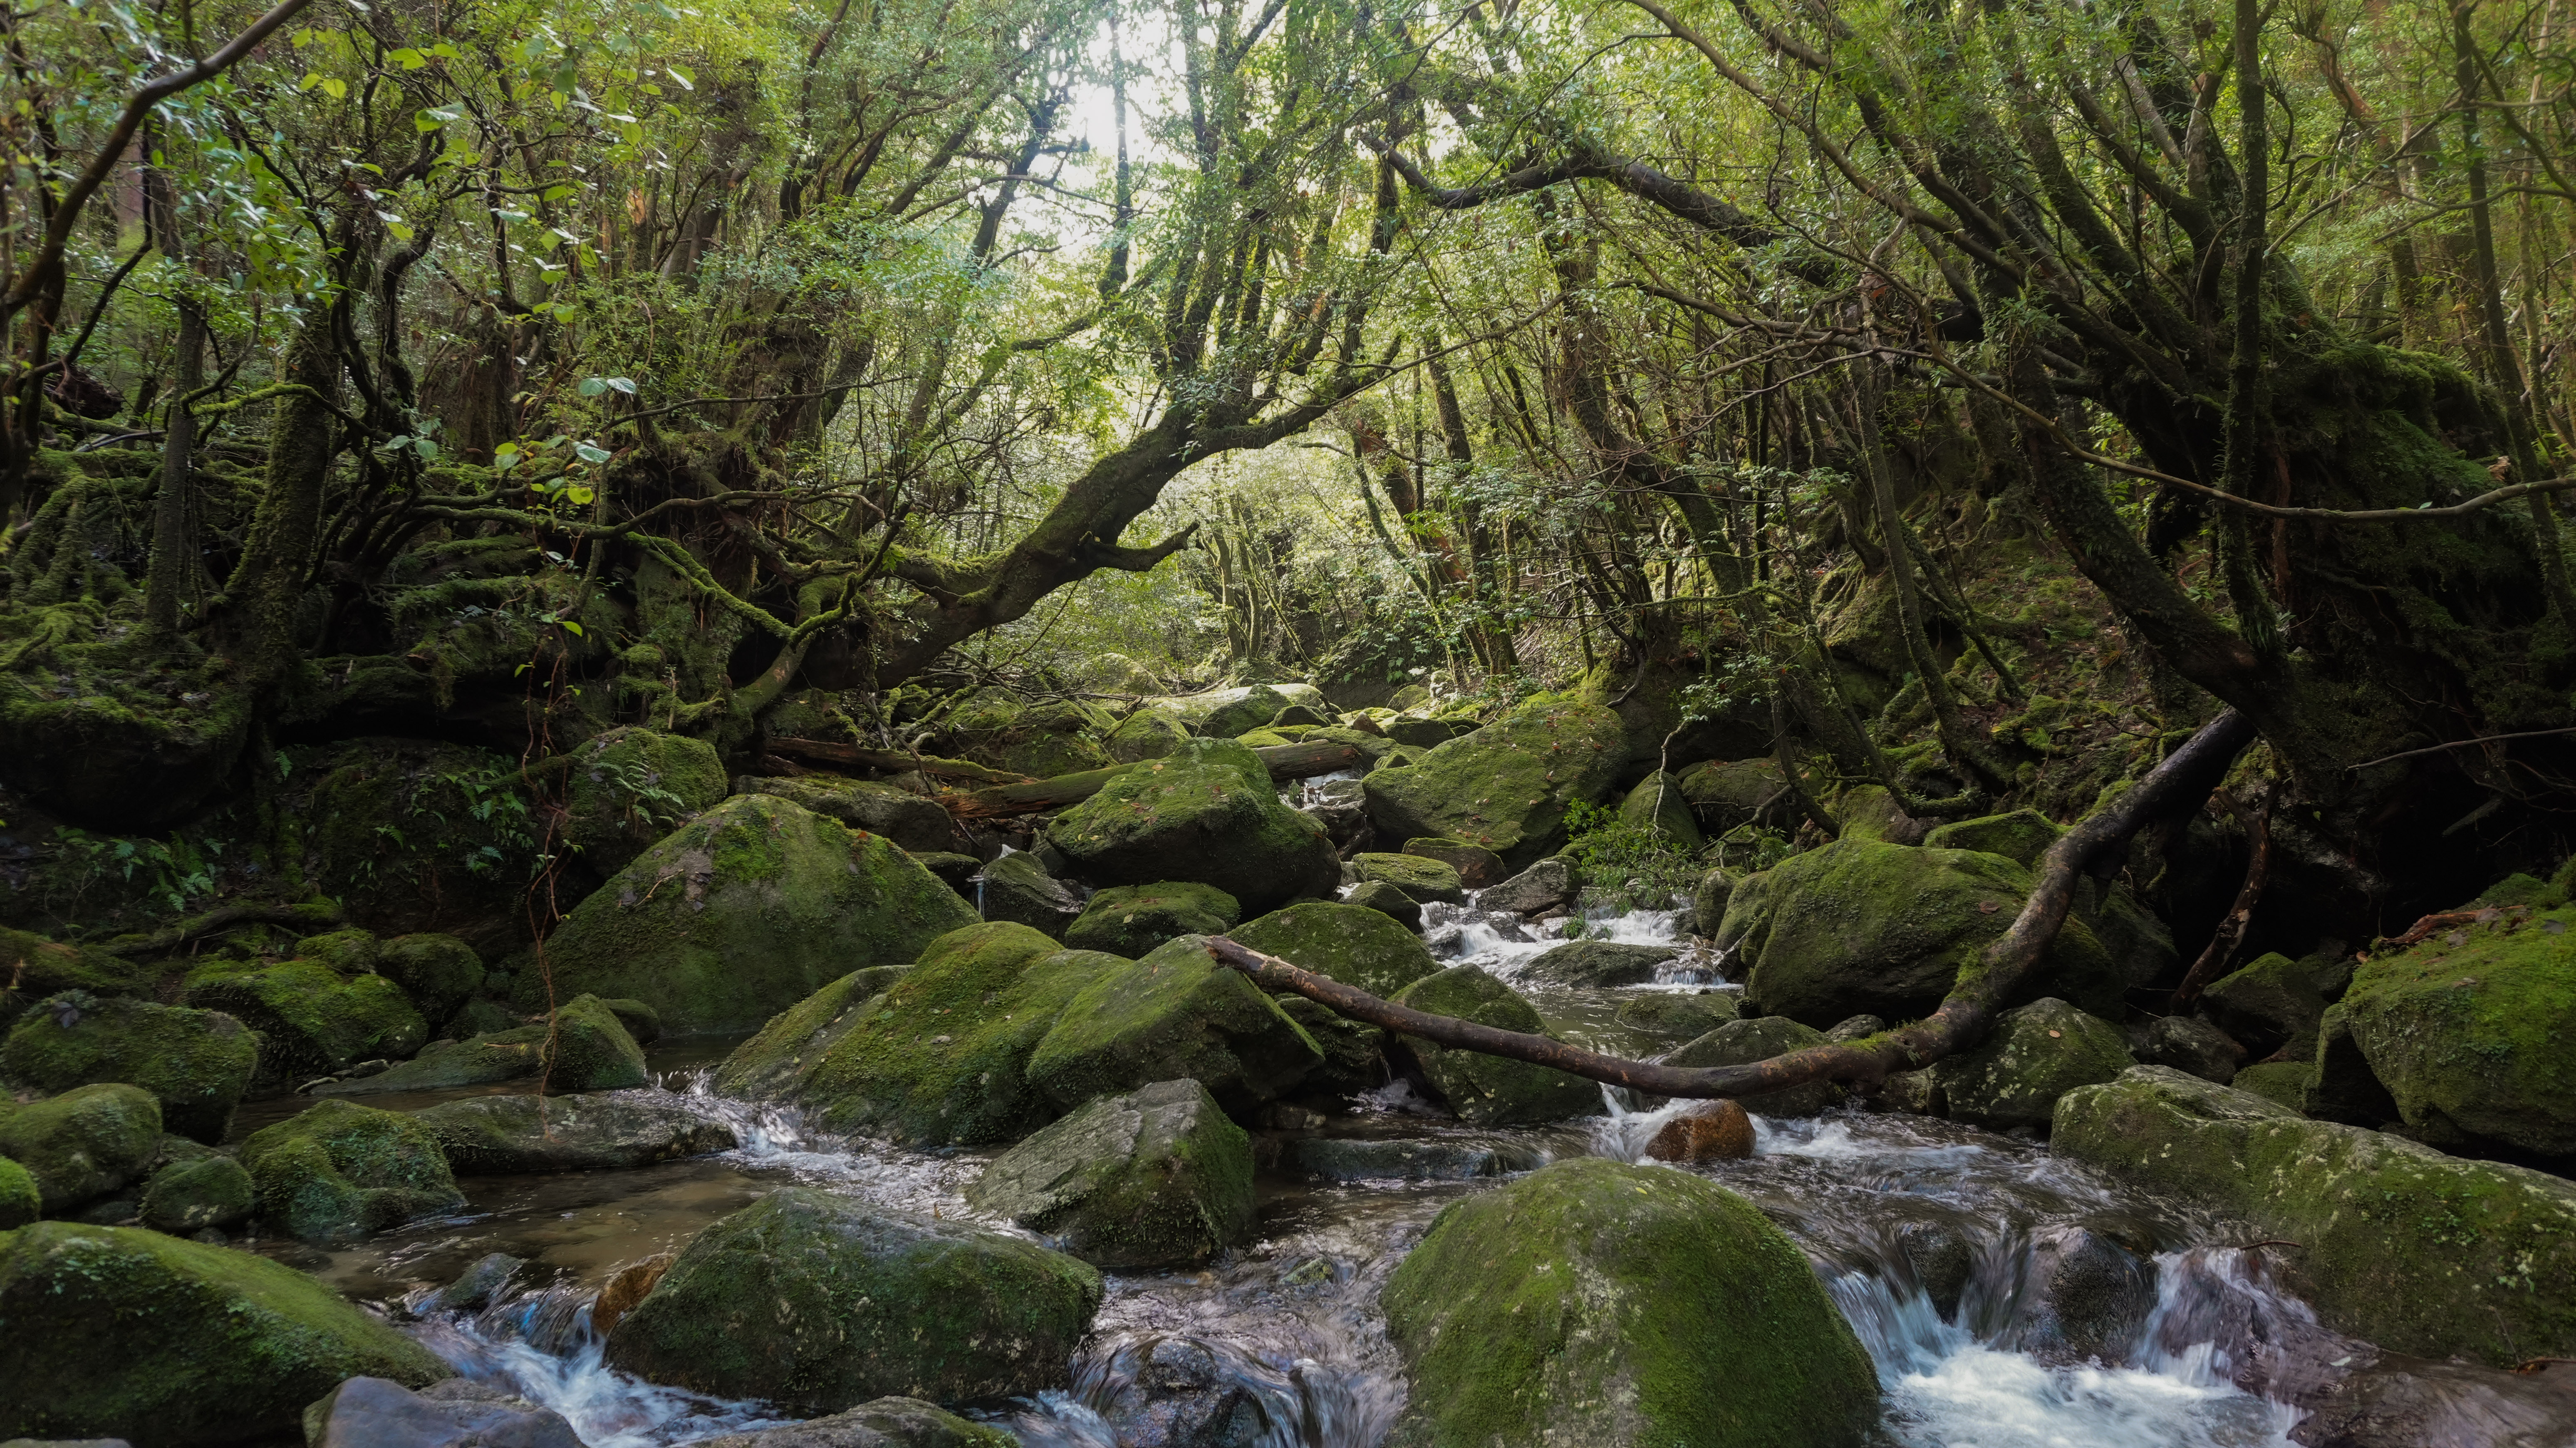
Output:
[{"xmin": 270, "ymin": 896, "xmax": 2339, "ymax": 1448}]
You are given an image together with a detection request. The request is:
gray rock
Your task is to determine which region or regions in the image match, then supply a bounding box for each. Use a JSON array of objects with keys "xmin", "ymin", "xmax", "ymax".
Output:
[
  {"xmin": 1341, "ymin": 879, "xmax": 1422, "ymax": 929},
  {"xmin": 1391, "ymin": 967, "xmax": 1604, "ymax": 1125},
  {"xmin": 1522, "ymin": 941, "xmax": 1677, "ymax": 987},
  {"xmin": 1611, "ymin": 990, "xmax": 1740, "ymax": 1044},
  {"xmin": 2141, "ymin": 1015, "xmax": 2242, "ymax": 1084},
  {"xmin": 1664, "ymin": 1017, "xmax": 1845, "ymax": 1117},
  {"xmin": 1097, "ymin": 1337, "xmax": 1274, "ymax": 1448},
  {"xmin": 978, "ymin": 853, "xmax": 1084, "ymax": 940},
  {"xmin": 683, "ymin": 1397, "xmax": 1014, "ymax": 1447},
  {"xmin": 302, "ymin": 1375, "xmax": 582, "ymax": 1448},
  {"xmin": 1824, "ymin": 1015, "xmax": 1885, "ymax": 1043},
  {"xmin": 1691, "ymin": 867, "xmax": 1734, "ymax": 937},
  {"xmin": 1481, "ymin": 857, "xmax": 1574, "ymax": 916},
  {"xmin": 1997, "ymin": 1225, "xmax": 2159, "ymax": 1365},
  {"xmin": 2290, "ymin": 1355, "xmax": 2576, "ymax": 1448},
  {"xmin": 433, "ymin": 1251, "xmax": 524, "ymax": 1311},
  {"xmin": 966, "ymin": 1079, "xmax": 1254, "ymax": 1270},
  {"xmin": 412, "ymin": 1093, "xmax": 738, "ymax": 1174},
  {"xmin": 1291, "ymin": 1135, "xmax": 1549, "ymax": 1182}
]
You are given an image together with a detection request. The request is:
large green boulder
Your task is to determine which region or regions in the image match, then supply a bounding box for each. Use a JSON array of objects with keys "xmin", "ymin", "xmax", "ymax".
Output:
[
  {"xmin": 0, "ymin": 1082, "xmax": 161, "ymax": 1212},
  {"xmin": 717, "ymin": 923, "xmax": 1117, "ymax": 1145},
  {"xmin": 1613, "ymin": 990, "xmax": 1740, "ymax": 1045},
  {"xmin": 563, "ymin": 726, "xmax": 728, "ymax": 876},
  {"xmin": 2326, "ymin": 903, "xmax": 2575, "ymax": 1161},
  {"xmin": 1064, "ymin": 881, "xmax": 1240, "ymax": 958},
  {"xmin": 1391, "ymin": 967, "xmax": 1603, "ymax": 1124},
  {"xmin": 1026, "ymin": 935, "xmax": 1322, "ymax": 1114},
  {"xmin": 1921, "ymin": 808, "xmax": 2061, "ymax": 867},
  {"xmin": 978, "ymin": 852, "xmax": 1084, "ymax": 939},
  {"xmin": 1350, "ymin": 852, "xmax": 1465, "ymax": 905},
  {"xmin": 237, "ymin": 1099, "xmax": 464, "ymax": 1243},
  {"xmin": 374, "ymin": 933, "xmax": 487, "ymax": 1023},
  {"xmin": 1362, "ymin": 698, "xmax": 1625, "ymax": 867},
  {"xmin": 1720, "ymin": 838, "xmax": 2126, "ymax": 1027},
  {"xmin": 316, "ymin": 993, "xmax": 645, "ymax": 1097},
  {"xmin": 1664, "ymin": 1016, "xmax": 1845, "ymax": 1117},
  {"xmin": 138, "ymin": 1153, "xmax": 255, "ymax": 1235},
  {"xmin": 0, "ymin": 1222, "xmax": 450, "ymax": 1446},
  {"xmin": 965, "ymin": 1078, "xmax": 1254, "ymax": 1270},
  {"xmin": 1152, "ymin": 684, "xmax": 1293, "ymax": 738},
  {"xmin": 1, "ymin": 997, "xmax": 255, "ymax": 1143},
  {"xmin": 2202, "ymin": 950, "xmax": 2349, "ymax": 1061},
  {"xmin": 1932, "ymin": 997, "xmax": 2132, "ymax": 1130},
  {"xmin": 1380, "ymin": 1157, "xmax": 1878, "ymax": 1448},
  {"xmin": 2056, "ymin": 1066, "xmax": 2576, "ymax": 1368},
  {"xmin": 1676, "ymin": 756, "xmax": 1788, "ymax": 834},
  {"xmin": 0, "ymin": 1155, "xmax": 37, "ymax": 1228},
  {"xmin": 1617, "ymin": 770, "xmax": 1703, "ymax": 849},
  {"xmin": 1403, "ymin": 837, "xmax": 1507, "ymax": 889},
  {"xmin": 736, "ymin": 774, "xmax": 965, "ymax": 853},
  {"xmin": 0, "ymin": 928, "xmax": 151, "ymax": 1026},
  {"xmin": 1227, "ymin": 901, "xmax": 1441, "ymax": 997},
  {"xmin": 415, "ymin": 1092, "xmax": 738, "ymax": 1173},
  {"xmin": 603, "ymin": 1186, "xmax": 1101, "ymax": 1413},
  {"xmin": 1103, "ymin": 707, "xmax": 1194, "ymax": 763},
  {"xmin": 1045, "ymin": 738, "xmax": 1339, "ymax": 914},
  {"xmin": 536, "ymin": 793, "xmax": 979, "ymax": 1033},
  {"xmin": 180, "ymin": 958, "xmax": 426, "ymax": 1080},
  {"xmin": 1523, "ymin": 941, "xmax": 1677, "ymax": 988}
]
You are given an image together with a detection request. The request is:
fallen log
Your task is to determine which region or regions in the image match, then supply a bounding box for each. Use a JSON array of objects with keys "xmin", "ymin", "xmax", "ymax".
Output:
[
  {"xmin": 947, "ymin": 739, "xmax": 1369, "ymax": 818},
  {"xmin": 100, "ymin": 899, "xmax": 346, "ymax": 958},
  {"xmin": 766, "ymin": 737, "xmax": 1031, "ymax": 785},
  {"xmin": 1208, "ymin": 708, "xmax": 2256, "ymax": 1100}
]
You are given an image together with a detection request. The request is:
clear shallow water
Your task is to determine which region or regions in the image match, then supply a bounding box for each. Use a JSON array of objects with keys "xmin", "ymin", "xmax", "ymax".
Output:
[{"xmin": 318, "ymin": 903, "xmax": 2317, "ymax": 1447}]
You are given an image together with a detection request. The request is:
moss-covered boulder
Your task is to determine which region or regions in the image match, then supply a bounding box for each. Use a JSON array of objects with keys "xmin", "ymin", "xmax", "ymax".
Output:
[
  {"xmin": 1350, "ymin": 853, "xmax": 1465, "ymax": 905},
  {"xmin": 1617, "ymin": 771, "xmax": 1703, "ymax": 849},
  {"xmin": 1676, "ymin": 756, "xmax": 1788, "ymax": 834},
  {"xmin": 2055, "ymin": 1066, "xmax": 2576, "ymax": 1367},
  {"xmin": 1482, "ymin": 857, "xmax": 1575, "ymax": 917},
  {"xmin": 561, "ymin": 726, "xmax": 728, "ymax": 876},
  {"xmin": 1103, "ymin": 706, "xmax": 1194, "ymax": 763},
  {"xmin": 965, "ymin": 1078, "xmax": 1253, "ymax": 1270},
  {"xmin": 317, "ymin": 992, "xmax": 645, "ymax": 1097},
  {"xmin": 178, "ymin": 955, "xmax": 428, "ymax": 1083},
  {"xmin": 718, "ymin": 923, "xmax": 1117, "ymax": 1145},
  {"xmin": 1690, "ymin": 867, "xmax": 1734, "ymax": 937},
  {"xmin": 1362, "ymin": 698, "xmax": 1625, "ymax": 867},
  {"xmin": 1613, "ymin": 990, "xmax": 1740, "ymax": 1045},
  {"xmin": 137, "ymin": 1153, "xmax": 254, "ymax": 1234},
  {"xmin": 0, "ymin": 1155, "xmax": 37, "ymax": 1228},
  {"xmin": 1922, "ymin": 808, "xmax": 2061, "ymax": 867},
  {"xmin": 603, "ymin": 1186, "xmax": 1102, "ymax": 1413},
  {"xmin": 374, "ymin": 933, "xmax": 486, "ymax": 1023},
  {"xmin": 1664, "ymin": 1017, "xmax": 1845, "ymax": 1117},
  {"xmin": 978, "ymin": 852, "xmax": 1084, "ymax": 939},
  {"xmin": 1156, "ymin": 684, "xmax": 1292, "ymax": 739},
  {"xmin": 1342, "ymin": 879, "xmax": 1422, "ymax": 928},
  {"xmin": 0, "ymin": 927, "xmax": 150, "ymax": 1026},
  {"xmin": 1064, "ymin": 881, "xmax": 1240, "ymax": 958},
  {"xmin": 1228, "ymin": 901, "xmax": 1441, "ymax": 998},
  {"xmin": 1404, "ymin": 837, "xmax": 1506, "ymax": 889},
  {"xmin": 2203, "ymin": 949, "xmax": 2350, "ymax": 1062},
  {"xmin": 1523, "ymin": 941, "xmax": 1677, "ymax": 988},
  {"xmin": 1045, "ymin": 738, "xmax": 1339, "ymax": 914},
  {"xmin": 1, "ymin": 997, "xmax": 255, "ymax": 1143},
  {"xmin": 2230, "ymin": 1060, "xmax": 2314, "ymax": 1110},
  {"xmin": 1027, "ymin": 936, "xmax": 1322, "ymax": 1114},
  {"xmin": 284, "ymin": 737, "xmax": 544, "ymax": 954},
  {"xmin": 1721, "ymin": 838, "xmax": 2126, "ymax": 1027},
  {"xmin": 537, "ymin": 793, "xmax": 979, "ymax": 1034},
  {"xmin": 237, "ymin": 1099, "xmax": 464, "ymax": 1243},
  {"xmin": 1391, "ymin": 967, "xmax": 1603, "ymax": 1125},
  {"xmin": 2329, "ymin": 903, "xmax": 2576, "ymax": 1161},
  {"xmin": 738, "ymin": 774, "xmax": 967, "ymax": 854},
  {"xmin": 0, "ymin": 1222, "xmax": 451, "ymax": 1446},
  {"xmin": 414, "ymin": 1092, "xmax": 738, "ymax": 1173},
  {"xmin": 1273, "ymin": 995, "xmax": 1390, "ymax": 1097},
  {"xmin": 1933, "ymin": 998, "xmax": 2133, "ymax": 1131},
  {"xmin": 0, "ymin": 1082, "xmax": 161, "ymax": 1211},
  {"xmin": 1380, "ymin": 1157, "xmax": 1878, "ymax": 1448}
]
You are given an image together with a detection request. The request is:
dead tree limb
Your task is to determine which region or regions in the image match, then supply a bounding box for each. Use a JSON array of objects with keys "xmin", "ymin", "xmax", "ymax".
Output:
[
  {"xmin": 1209, "ymin": 708, "xmax": 2256, "ymax": 1099},
  {"xmin": 2167, "ymin": 789, "xmax": 2272, "ymax": 1011}
]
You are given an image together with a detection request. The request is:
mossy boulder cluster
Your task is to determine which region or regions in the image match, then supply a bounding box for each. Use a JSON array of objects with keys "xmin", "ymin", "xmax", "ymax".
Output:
[
  {"xmin": 965, "ymin": 1077, "xmax": 1254, "ymax": 1269},
  {"xmin": 181, "ymin": 954, "xmax": 428, "ymax": 1082},
  {"xmin": 0, "ymin": 1081, "xmax": 163, "ymax": 1212},
  {"xmin": 1362, "ymin": 697, "xmax": 1625, "ymax": 867},
  {"xmin": 1045, "ymin": 737, "xmax": 1338, "ymax": 913},
  {"xmin": 1064, "ymin": 880, "xmax": 1240, "ymax": 957},
  {"xmin": 1, "ymin": 996, "xmax": 255, "ymax": 1141},
  {"xmin": 1392, "ymin": 966, "xmax": 1603, "ymax": 1125},
  {"xmin": 316, "ymin": 991, "xmax": 646, "ymax": 1096},
  {"xmin": 1227, "ymin": 900, "xmax": 1442, "ymax": 996},
  {"xmin": 238, "ymin": 1099, "xmax": 466, "ymax": 1243}
]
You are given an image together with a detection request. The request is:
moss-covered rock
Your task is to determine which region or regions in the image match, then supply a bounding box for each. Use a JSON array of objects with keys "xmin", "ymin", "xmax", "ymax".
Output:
[
  {"xmin": 1403, "ymin": 837, "xmax": 1506, "ymax": 889},
  {"xmin": 720, "ymin": 923, "xmax": 1117, "ymax": 1145},
  {"xmin": 1690, "ymin": 867, "xmax": 1734, "ymax": 937},
  {"xmin": 317, "ymin": 992, "xmax": 645, "ymax": 1097},
  {"xmin": 285, "ymin": 737, "xmax": 545, "ymax": 955},
  {"xmin": 0, "ymin": 927, "xmax": 149, "ymax": 1026},
  {"xmin": 738, "ymin": 775, "xmax": 967, "ymax": 854},
  {"xmin": 1676, "ymin": 756, "xmax": 1788, "ymax": 835},
  {"xmin": 2230, "ymin": 1060, "xmax": 2315, "ymax": 1110},
  {"xmin": 1481, "ymin": 857, "xmax": 1575, "ymax": 917},
  {"xmin": 2203, "ymin": 950, "xmax": 2350, "ymax": 1062},
  {"xmin": 374, "ymin": 933, "xmax": 486, "ymax": 1023},
  {"xmin": 1063, "ymin": 881, "xmax": 1240, "ymax": 958},
  {"xmin": 536, "ymin": 793, "xmax": 979, "ymax": 1034},
  {"xmin": 1342, "ymin": 879, "xmax": 1422, "ymax": 929},
  {"xmin": 599, "ymin": 996, "xmax": 662, "ymax": 1043},
  {"xmin": 1273, "ymin": 995, "xmax": 1389, "ymax": 1097},
  {"xmin": 1391, "ymin": 967, "xmax": 1603, "ymax": 1125},
  {"xmin": 2054, "ymin": 1066, "xmax": 2576, "ymax": 1367},
  {"xmin": 1103, "ymin": 706, "xmax": 1194, "ymax": 763},
  {"xmin": 603, "ymin": 1186, "xmax": 1102, "ymax": 1413},
  {"xmin": 1612, "ymin": 990, "xmax": 1740, "ymax": 1045},
  {"xmin": 0, "ymin": 1082, "xmax": 161, "ymax": 1211},
  {"xmin": 414, "ymin": 1092, "xmax": 737, "ymax": 1173},
  {"xmin": 1380, "ymin": 1157, "xmax": 1878, "ymax": 1448},
  {"xmin": 2331, "ymin": 903, "xmax": 2576, "ymax": 1161},
  {"xmin": 1617, "ymin": 771, "xmax": 1704, "ymax": 849},
  {"xmin": 1, "ymin": 997, "xmax": 255, "ymax": 1143},
  {"xmin": 1721, "ymin": 838, "xmax": 2126, "ymax": 1027},
  {"xmin": 1159, "ymin": 684, "xmax": 1292, "ymax": 739},
  {"xmin": 978, "ymin": 852, "xmax": 1084, "ymax": 939},
  {"xmin": 0, "ymin": 1222, "xmax": 450, "ymax": 1446},
  {"xmin": 1027, "ymin": 935, "xmax": 1322, "ymax": 1114},
  {"xmin": 1350, "ymin": 853, "xmax": 1464, "ymax": 905},
  {"xmin": 1933, "ymin": 998, "xmax": 2133, "ymax": 1131},
  {"xmin": 137, "ymin": 1153, "xmax": 254, "ymax": 1234},
  {"xmin": 563, "ymin": 726, "xmax": 728, "ymax": 876},
  {"xmin": 1045, "ymin": 738, "xmax": 1340, "ymax": 914},
  {"xmin": 180, "ymin": 958, "xmax": 427, "ymax": 1080},
  {"xmin": 237, "ymin": 1099, "xmax": 464, "ymax": 1243},
  {"xmin": 965, "ymin": 1078, "xmax": 1253, "ymax": 1270},
  {"xmin": 296, "ymin": 928, "xmax": 382, "ymax": 975},
  {"xmin": 1227, "ymin": 901, "xmax": 1441, "ymax": 998},
  {"xmin": 0, "ymin": 1154, "xmax": 37, "ymax": 1228},
  {"xmin": 1664, "ymin": 1017, "xmax": 1845, "ymax": 1117},
  {"xmin": 1523, "ymin": 941, "xmax": 1677, "ymax": 988},
  {"xmin": 1362, "ymin": 698, "xmax": 1625, "ymax": 868},
  {"xmin": 1922, "ymin": 808, "xmax": 2061, "ymax": 867}
]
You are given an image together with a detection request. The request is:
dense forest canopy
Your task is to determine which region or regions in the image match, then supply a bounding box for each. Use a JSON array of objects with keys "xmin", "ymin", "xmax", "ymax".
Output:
[{"xmin": 4, "ymin": 0, "xmax": 2574, "ymax": 950}]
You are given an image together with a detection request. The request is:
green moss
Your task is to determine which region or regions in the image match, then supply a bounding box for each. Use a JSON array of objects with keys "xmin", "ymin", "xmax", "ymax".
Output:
[
  {"xmin": 2231, "ymin": 1061, "xmax": 2316, "ymax": 1111},
  {"xmin": 0, "ymin": 995, "xmax": 257, "ymax": 1142},
  {"xmin": 564, "ymin": 726, "xmax": 729, "ymax": 877},
  {"xmin": 1026, "ymin": 934, "xmax": 1323, "ymax": 1114},
  {"xmin": 138, "ymin": 1154, "xmax": 255, "ymax": 1234},
  {"xmin": 711, "ymin": 965, "xmax": 909, "ymax": 1101},
  {"xmin": 965, "ymin": 1078, "xmax": 1256, "ymax": 1270},
  {"xmin": 1932, "ymin": 998, "xmax": 2133, "ymax": 1130},
  {"xmin": 295, "ymin": 929, "xmax": 381, "ymax": 974},
  {"xmin": 0, "ymin": 1155, "xmax": 36, "ymax": 1228},
  {"xmin": 238, "ymin": 1099, "xmax": 464, "ymax": 1243},
  {"xmin": 1350, "ymin": 853, "xmax": 1465, "ymax": 904},
  {"xmin": 1380, "ymin": 1158, "xmax": 1878, "ymax": 1448},
  {"xmin": 0, "ymin": 1221, "xmax": 450, "ymax": 1446},
  {"xmin": 602, "ymin": 1186, "xmax": 1101, "ymax": 1413},
  {"xmin": 1666, "ymin": 1016, "xmax": 1846, "ymax": 1117},
  {"xmin": 1045, "ymin": 737, "xmax": 1340, "ymax": 913},
  {"xmin": 181, "ymin": 958, "xmax": 426, "ymax": 1077},
  {"xmin": 1922, "ymin": 809, "xmax": 2062, "ymax": 867},
  {"xmin": 1617, "ymin": 771, "xmax": 1704, "ymax": 849},
  {"xmin": 538, "ymin": 793, "xmax": 979, "ymax": 1034},
  {"xmin": 1228, "ymin": 901, "xmax": 1442, "ymax": 997},
  {"xmin": 322, "ymin": 992, "xmax": 644, "ymax": 1097},
  {"xmin": 0, "ymin": 927, "xmax": 152, "ymax": 1024},
  {"xmin": 1063, "ymin": 881, "xmax": 1241, "ymax": 958},
  {"xmin": 1102, "ymin": 707, "xmax": 1194, "ymax": 763},
  {"xmin": 1392, "ymin": 967, "xmax": 1603, "ymax": 1124},
  {"xmin": 1361, "ymin": 698, "xmax": 1625, "ymax": 867},
  {"xmin": 2056, "ymin": 1066, "xmax": 2576, "ymax": 1367},
  {"xmin": 0, "ymin": 1082, "xmax": 161, "ymax": 1211},
  {"xmin": 375, "ymin": 933, "xmax": 485, "ymax": 1020}
]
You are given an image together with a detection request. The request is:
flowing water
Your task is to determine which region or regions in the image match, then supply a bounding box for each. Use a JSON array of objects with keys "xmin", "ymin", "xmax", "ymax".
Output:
[{"xmin": 268, "ymin": 893, "xmax": 2342, "ymax": 1447}]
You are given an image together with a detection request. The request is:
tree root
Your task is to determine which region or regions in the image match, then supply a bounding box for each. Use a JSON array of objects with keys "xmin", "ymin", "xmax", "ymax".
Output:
[
  {"xmin": 1209, "ymin": 708, "xmax": 2256, "ymax": 1100},
  {"xmin": 99, "ymin": 899, "xmax": 345, "ymax": 958}
]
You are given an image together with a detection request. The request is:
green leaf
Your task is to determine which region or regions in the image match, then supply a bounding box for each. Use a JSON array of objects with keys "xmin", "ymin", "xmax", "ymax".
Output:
[
  {"xmin": 604, "ymin": 376, "xmax": 636, "ymax": 395},
  {"xmin": 578, "ymin": 377, "xmax": 607, "ymax": 397},
  {"xmin": 575, "ymin": 442, "xmax": 612, "ymax": 463},
  {"xmin": 665, "ymin": 62, "xmax": 694, "ymax": 89}
]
